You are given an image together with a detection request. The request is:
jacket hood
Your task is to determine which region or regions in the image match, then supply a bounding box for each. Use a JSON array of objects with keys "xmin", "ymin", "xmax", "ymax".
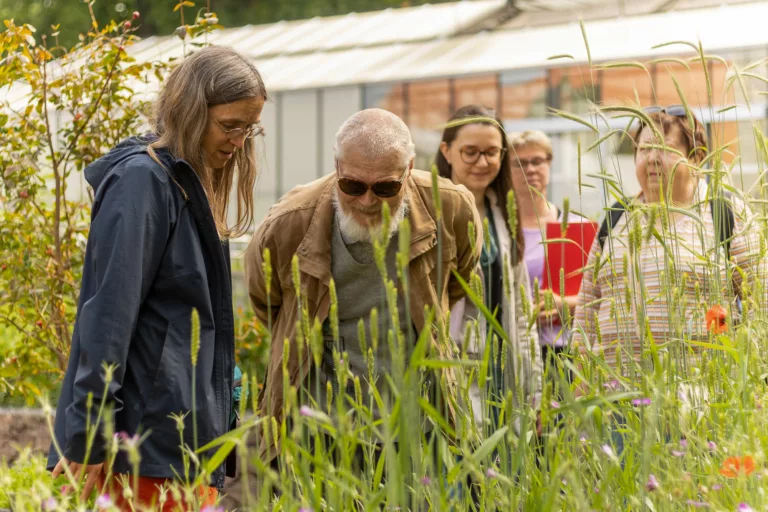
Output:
[{"xmin": 84, "ymin": 135, "xmax": 171, "ymax": 191}]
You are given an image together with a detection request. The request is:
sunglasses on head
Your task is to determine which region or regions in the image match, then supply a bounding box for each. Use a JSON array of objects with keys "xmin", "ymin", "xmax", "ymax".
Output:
[
  {"xmin": 642, "ymin": 104, "xmax": 703, "ymax": 145},
  {"xmin": 644, "ymin": 105, "xmax": 688, "ymax": 117},
  {"xmin": 643, "ymin": 105, "xmax": 701, "ymax": 130},
  {"xmin": 336, "ymin": 161, "xmax": 408, "ymax": 198}
]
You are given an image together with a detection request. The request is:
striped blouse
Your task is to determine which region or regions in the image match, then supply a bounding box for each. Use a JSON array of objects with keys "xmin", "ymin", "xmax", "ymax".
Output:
[{"xmin": 571, "ymin": 181, "xmax": 767, "ymax": 378}]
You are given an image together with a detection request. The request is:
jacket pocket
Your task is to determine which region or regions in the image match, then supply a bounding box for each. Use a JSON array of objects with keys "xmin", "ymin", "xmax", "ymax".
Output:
[
  {"xmin": 143, "ymin": 322, "xmax": 191, "ymax": 423},
  {"xmin": 142, "ymin": 321, "xmax": 217, "ymax": 444}
]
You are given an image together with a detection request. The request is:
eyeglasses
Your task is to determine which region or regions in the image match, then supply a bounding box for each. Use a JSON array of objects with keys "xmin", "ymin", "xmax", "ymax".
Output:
[
  {"xmin": 459, "ymin": 145, "xmax": 507, "ymax": 165},
  {"xmin": 213, "ymin": 118, "xmax": 265, "ymax": 140},
  {"xmin": 336, "ymin": 161, "xmax": 408, "ymax": 198},
  {"xmin": 511, "ymin": 156, "xmax": 550, "ymax": 169}
]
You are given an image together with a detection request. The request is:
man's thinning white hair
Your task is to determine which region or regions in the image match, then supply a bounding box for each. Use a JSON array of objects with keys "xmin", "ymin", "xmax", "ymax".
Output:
[{"xmin": 334, "ymin": 108, "xmax": 416, "ymax": 168}]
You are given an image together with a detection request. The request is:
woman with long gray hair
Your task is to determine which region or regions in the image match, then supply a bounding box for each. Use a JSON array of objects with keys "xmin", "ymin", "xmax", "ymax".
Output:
[{"xmin": 48, "ymin": 46, "xmax": 267, "ymax": 510}]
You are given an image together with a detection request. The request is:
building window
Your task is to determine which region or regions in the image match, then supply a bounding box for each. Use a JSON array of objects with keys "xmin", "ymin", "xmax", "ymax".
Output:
[
  {"xmin": 363, "ymin": 83, "xmax": 406, "ymax": 119},
  {"xmin": 653, "ymin": 59, "xmax": 730, "ymax": 109},
  {"xmin": 500, "ymin": 69, "xmax": 548, "ymax": 119},
  {"xmin": 407, "ymin": 79, "xmax": 451, "ymax": 130},
  {"xmin": 549, "ymin": 65, "xmax": 600, "ymax": 114},
  {"xmin": 601, "ymin": 65, "xmax": 654, "ymax": 107}
]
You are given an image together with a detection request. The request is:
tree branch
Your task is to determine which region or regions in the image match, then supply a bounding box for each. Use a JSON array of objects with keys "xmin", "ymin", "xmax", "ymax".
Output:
[{"xmin": 0, "ymin": 312, "xmax": 66, "ymax": 369}]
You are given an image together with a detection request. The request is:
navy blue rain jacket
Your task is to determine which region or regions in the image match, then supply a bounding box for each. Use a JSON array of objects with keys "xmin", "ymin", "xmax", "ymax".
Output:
[{"xmin": 47, "ymin": 136, "xmax": 236, "ymax": 488}]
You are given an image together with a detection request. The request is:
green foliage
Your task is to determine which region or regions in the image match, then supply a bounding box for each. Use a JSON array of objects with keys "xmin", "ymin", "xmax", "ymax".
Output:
[
  {"xmin": 6, "ymin": 2, "xmax": 768, "ymax": 512},
  {"xmin": 0, "ymin": 450, "xmax": 53, "ymax": 509},
  {"xmin": 0, "ymin": 0, "xmax": 178, "ymax": 405},
  {"xmin": 234, "ymin": 307, "xmax": 270, "ymax": 387}
]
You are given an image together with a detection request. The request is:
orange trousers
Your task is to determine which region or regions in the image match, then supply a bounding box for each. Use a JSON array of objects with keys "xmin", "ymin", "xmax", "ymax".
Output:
[{"xmin": 98, "ymin": 473, "xmax": 218, "ymax": 512}]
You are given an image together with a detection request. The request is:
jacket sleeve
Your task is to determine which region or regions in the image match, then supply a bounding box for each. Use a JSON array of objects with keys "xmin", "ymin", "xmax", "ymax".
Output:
[
  {"xmin": 64, "ymin": 161, "xmax": 172, "ymax": 464},
  {"xmin": 244, "ymin": 218, "xmax": 282, "ymax": 327},
  {"xmin": 448, "ymin": 187, "xmax": 483, "ymax": 308},
  {"xmin": 511, "ymin": 260, "xmax": 542, "ymax": 406}
]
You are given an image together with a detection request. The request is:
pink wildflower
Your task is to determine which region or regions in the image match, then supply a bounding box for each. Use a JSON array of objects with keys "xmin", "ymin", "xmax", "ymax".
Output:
[
  {"xmin": 95, "ymin": 494, "xmax": 113, "ymax": 509},
  {"xmin": 646, "ymin": 474, "xmax": 659, "ymax": 491}
]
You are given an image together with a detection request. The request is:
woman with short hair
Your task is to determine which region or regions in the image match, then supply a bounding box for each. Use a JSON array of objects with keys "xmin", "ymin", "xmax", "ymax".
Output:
[{"xmin": 508, "ymin": 130, "xmax": 580, "ymax": 380}]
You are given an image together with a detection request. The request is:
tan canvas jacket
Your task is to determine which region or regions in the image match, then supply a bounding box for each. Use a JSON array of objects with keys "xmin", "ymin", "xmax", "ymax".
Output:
[{"xmin": 244, "ymin": 169, "xmax": 482, "ymax": 460}]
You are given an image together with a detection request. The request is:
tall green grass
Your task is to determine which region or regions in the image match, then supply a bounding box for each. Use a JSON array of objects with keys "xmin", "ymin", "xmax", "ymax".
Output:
[{"xmin": 5, "ymin": 32, "xmax": 768, "ymax": 511}]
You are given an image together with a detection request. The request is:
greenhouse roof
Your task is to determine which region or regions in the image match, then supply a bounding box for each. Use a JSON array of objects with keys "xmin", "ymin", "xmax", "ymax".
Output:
[
  {"xmin": 5, "ymin": 0, "xmax": 768, "ymax": 108},
  {"xmin": 125, "ymin": 0, "xmax": 768, "ymax": 93}
]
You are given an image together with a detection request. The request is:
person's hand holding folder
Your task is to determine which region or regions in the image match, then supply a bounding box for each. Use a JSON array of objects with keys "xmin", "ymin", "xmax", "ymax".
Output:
[{"xmin": 540, "ymin": 220, "xmax": 598, "ymax": 327}]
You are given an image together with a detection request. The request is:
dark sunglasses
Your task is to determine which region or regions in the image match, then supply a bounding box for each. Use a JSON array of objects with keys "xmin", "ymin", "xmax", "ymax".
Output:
[{"xmin": 336, "ymin": 162, "xmax": 408, "ymax": 198}]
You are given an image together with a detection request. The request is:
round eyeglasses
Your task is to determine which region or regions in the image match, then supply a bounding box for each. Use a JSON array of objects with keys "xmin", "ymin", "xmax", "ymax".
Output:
[
  {"xmin": 459, "ymin": 145, "xmax": 507, "ymax": 165},
  {"xmin": 511, "ymin": 156, "xmax": 550, "ymax": 169},
  {"xmin": 213, "ymin": 118, "xmax": 265, "ymax": 140}
]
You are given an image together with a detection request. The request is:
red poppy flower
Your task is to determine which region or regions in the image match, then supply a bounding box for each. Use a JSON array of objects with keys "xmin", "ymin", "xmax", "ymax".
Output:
[
  {"xmin": 719, "ymin": 456, "xmax": 756, "ymax": 478},
  {"xmin": 706, "ymin": 305, "xmax": 728, "ymax": 334}
]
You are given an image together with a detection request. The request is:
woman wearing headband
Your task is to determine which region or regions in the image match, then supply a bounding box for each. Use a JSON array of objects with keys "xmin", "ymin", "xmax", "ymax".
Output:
[{"xmin": 439, "ymin": 105, "xmax": 543, "ymax": 431}]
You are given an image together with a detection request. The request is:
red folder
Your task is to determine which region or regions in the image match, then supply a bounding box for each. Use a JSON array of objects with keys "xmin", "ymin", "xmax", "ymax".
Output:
[{"xmin": 541, "ymin": 221, "xmax": 598, "ymax": 296}]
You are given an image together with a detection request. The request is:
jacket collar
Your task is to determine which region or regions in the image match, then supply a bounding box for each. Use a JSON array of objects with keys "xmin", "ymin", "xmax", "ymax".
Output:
[
  {"xmin": 295, "ymin": 177, "xmax": 336, "ymax": 285},
  {"xmin": 295, "ymin": 172, "xmax": 438, "ymax": 285},
  {"xmin": 406, "ymin": 172, "xmax": 438, "ymax": 260}
]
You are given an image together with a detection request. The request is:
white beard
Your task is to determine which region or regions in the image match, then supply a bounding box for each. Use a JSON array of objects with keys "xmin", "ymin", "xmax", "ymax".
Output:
[{"xmin": 332, "ymin": 187, "xmax": 409, "ymax": 244}]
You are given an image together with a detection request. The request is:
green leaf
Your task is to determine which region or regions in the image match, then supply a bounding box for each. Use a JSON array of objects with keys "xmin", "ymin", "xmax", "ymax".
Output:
[
  {"xmin": 579, "ymin": 19, "xmax": 591, "ymax": 68},
  {"xmin": 547, "ymin": 54, "xmax": 575, "ymax": 61},
  {"xmin": 470, "ymin": 425, "xmax": 508, "ymax": 464},
  {"xmin": 195, "ymin": 415, "xmax": 263, "ymax": 453},
  {"xmin": 548, "ymin": 108, "xmax": 599, "ymax": 133},
  {"xmin": 651, "ymin": 40, "xmax": 699, "ymax": 51},
  {"xmin": 716, "ymin": 105, "xmax": 737, "ymax": 114},
  {"xmin": 195, "ymin": 439, "xmax": 236, "ymax": 486},
  {"xmin": 586, "ymin": 129, "xmax": 626, "ymax": 152},
  {"xmin": 477, "ymin": 327, "xmax": 493, "ymax": 395},
  {"xmin": 407, "ymin": 307, "xmax": 434, "ymax": 371},
  {"xmin": 418, "ymin": 398, "xmax": 456, "ymax": 438},
  {"xmin": 585, "ymin": 173, "xmax": 622, "ymax": 186},
  {"xmin": 685, "ymin": 340, "xmax": 739, "ymax": 360},
  {"xmin": 649, "ymin": 57, "xmax": 691, "ymax": 70},
  {"xmin": 596, "ymin": 61, "xmax": 647, "ymax": 71}
]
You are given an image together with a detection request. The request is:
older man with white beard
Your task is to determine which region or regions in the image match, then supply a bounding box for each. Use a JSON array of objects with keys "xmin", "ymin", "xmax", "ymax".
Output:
[{"xmin": 240, "ymin": 108, "xmax": 481, "ymax": 470}]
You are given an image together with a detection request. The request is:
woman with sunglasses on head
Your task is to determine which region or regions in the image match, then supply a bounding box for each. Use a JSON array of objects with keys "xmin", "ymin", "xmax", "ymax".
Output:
[
  {"xmin": 573, "ymin": 106, "xmax": 766, "ymax": 406},
  {"xmin": 508, "ymin": 131, "xmax": 581, "ymax": 386},
  {"xmin": 439, "ymin": 105, "xmax": 543, "ymax": 431},
  {"xmin": 48, "ymin": 46, "xmax": 267, "ymax": 510}
]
